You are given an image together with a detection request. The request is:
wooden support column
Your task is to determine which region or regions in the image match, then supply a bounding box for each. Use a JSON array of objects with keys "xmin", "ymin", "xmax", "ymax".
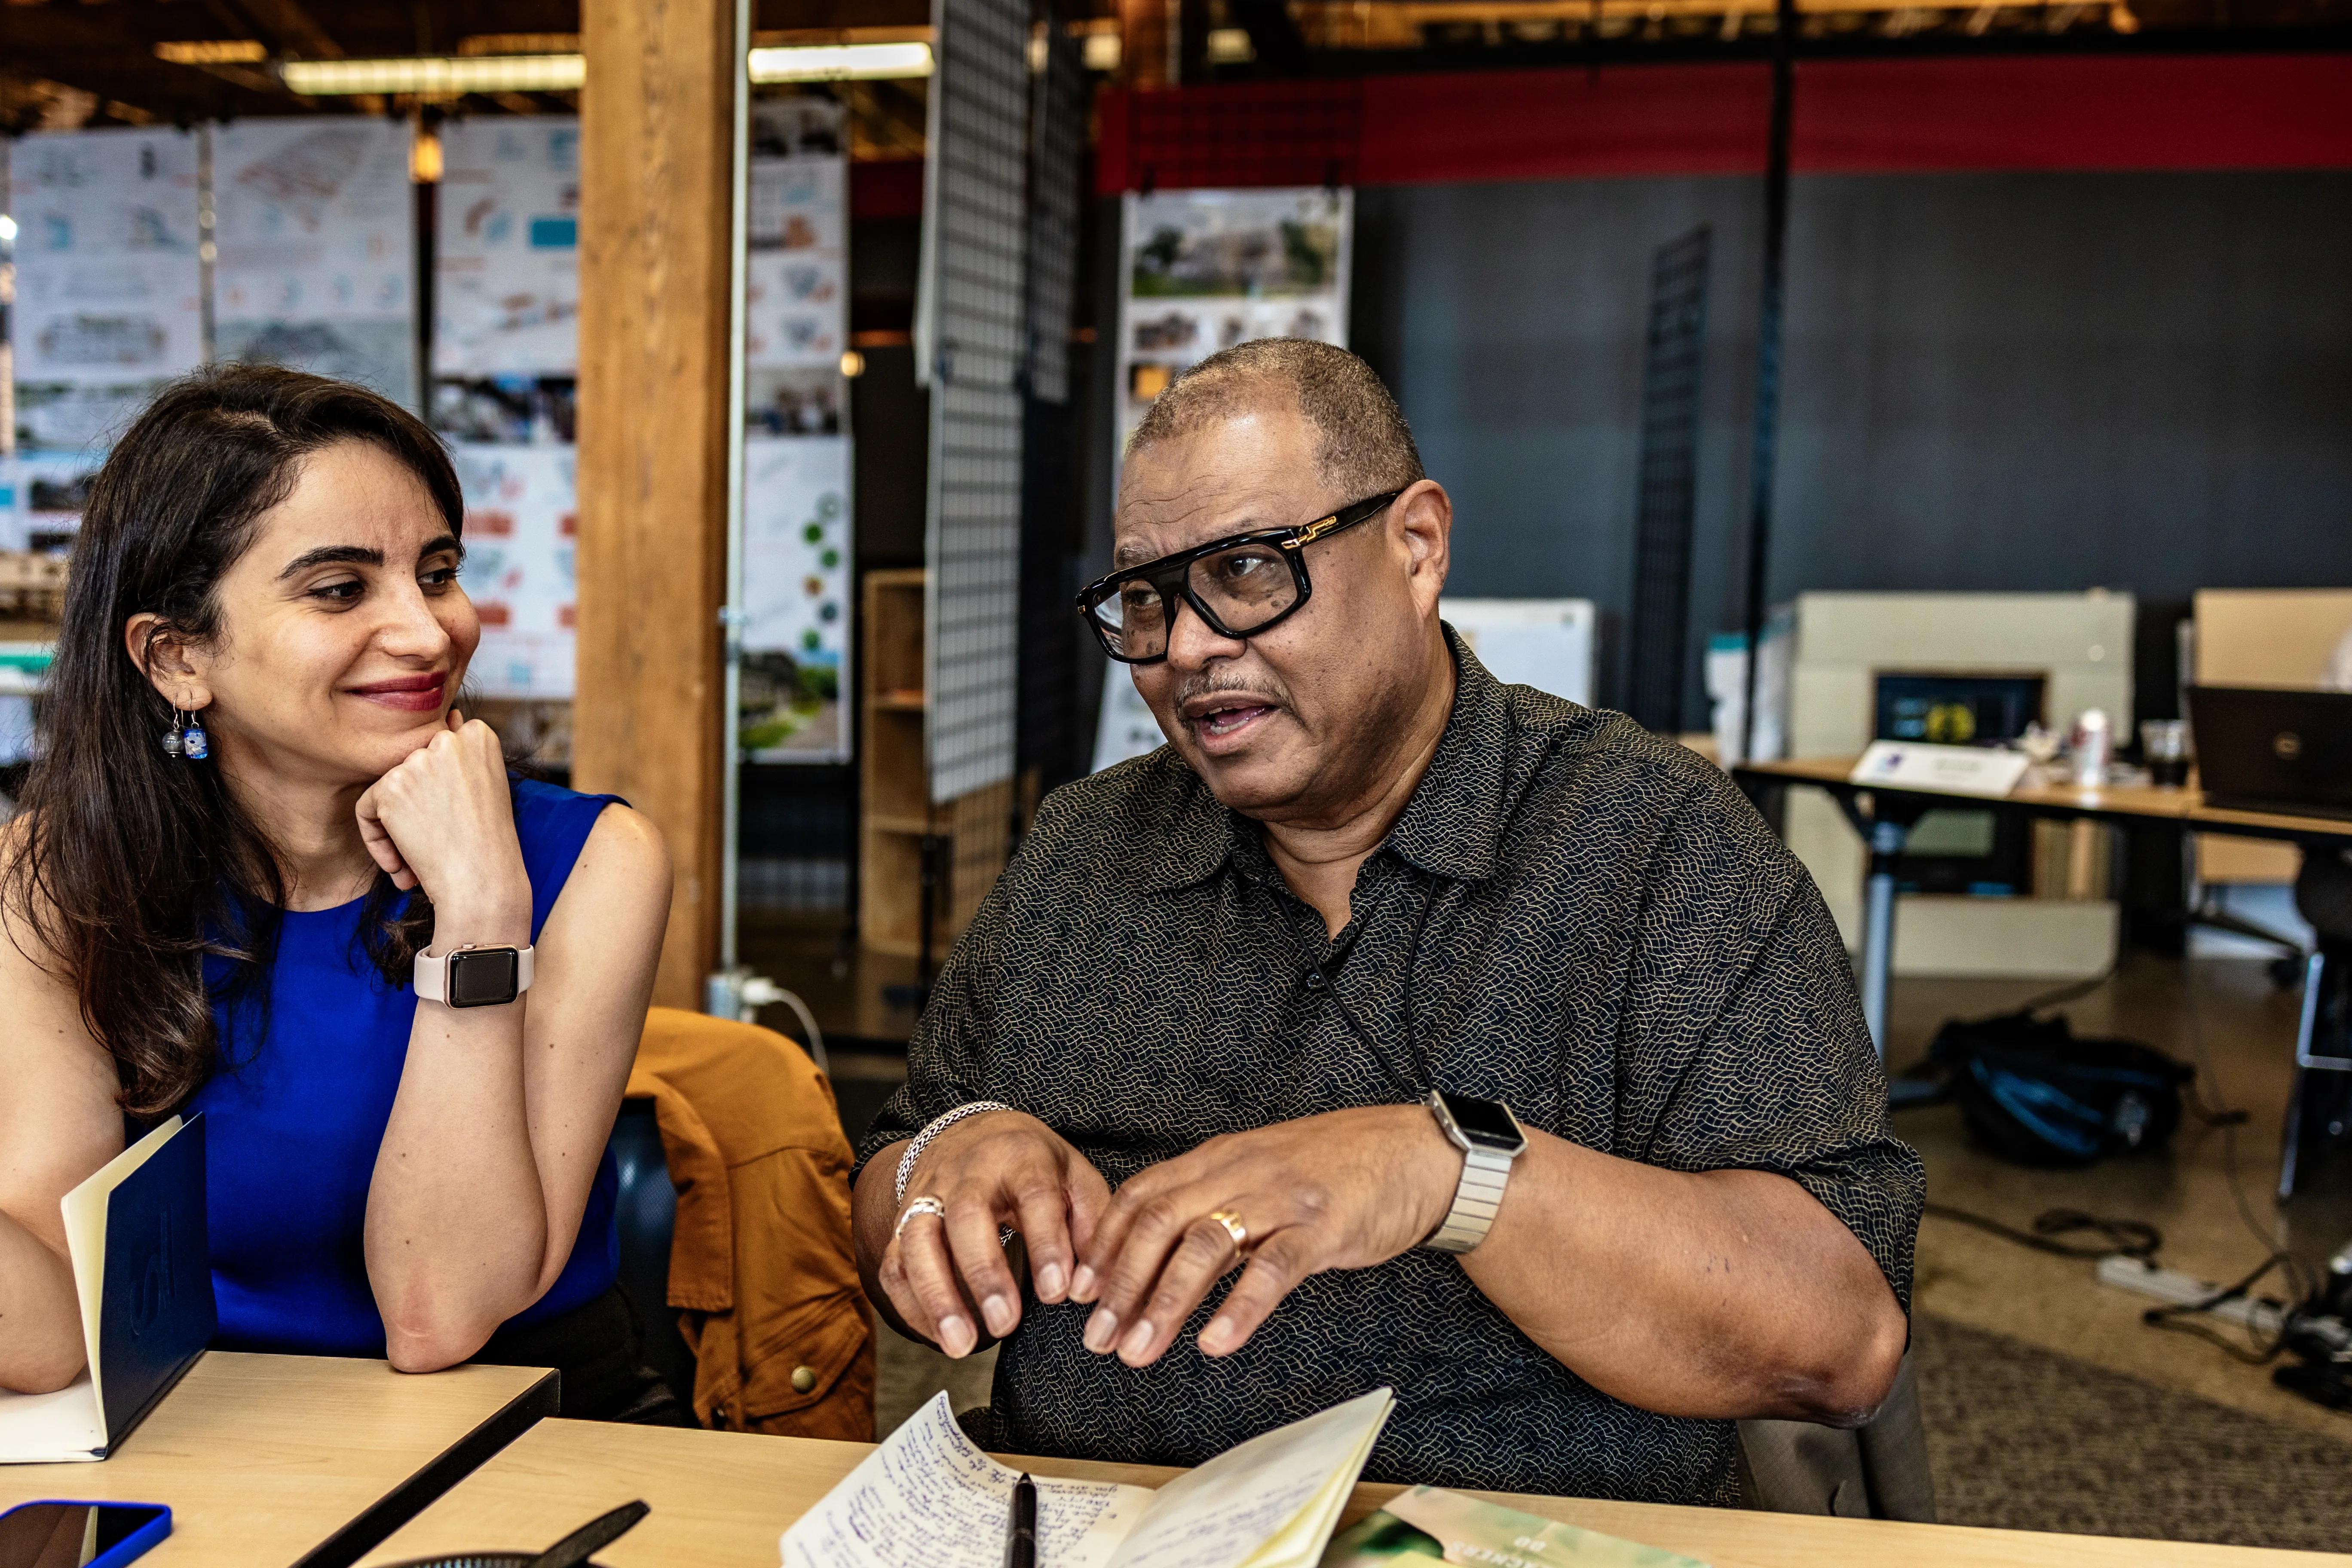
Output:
[{"xmin": 575, "ymin": 0, "xmax": 737, "ymax": 1010}]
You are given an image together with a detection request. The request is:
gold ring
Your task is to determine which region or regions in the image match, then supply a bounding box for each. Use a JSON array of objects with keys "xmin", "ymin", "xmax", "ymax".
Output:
[
  {"xmin": 894, "ymin": 1194, "xmax": 947, "ymax": 1238},
  {"xmin": 1207, "ymin": 1209, "xmax": 1250, "ymax": 1252}
]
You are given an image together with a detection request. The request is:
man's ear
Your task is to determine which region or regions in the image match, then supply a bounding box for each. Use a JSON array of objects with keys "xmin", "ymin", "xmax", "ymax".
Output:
[
  {"xmin": 1392, "ymin": 480, "xmax": 1452, "ymax": 613},
  {"xmin": 123, "ymin": 612, "xmax": 214, "ymax": 713}
]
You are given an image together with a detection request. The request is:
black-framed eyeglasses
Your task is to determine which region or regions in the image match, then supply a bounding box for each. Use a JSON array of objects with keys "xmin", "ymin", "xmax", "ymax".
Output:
[{"xmin": 1074, "ymin": 490, "xmax": 1403, "ymax": 665}]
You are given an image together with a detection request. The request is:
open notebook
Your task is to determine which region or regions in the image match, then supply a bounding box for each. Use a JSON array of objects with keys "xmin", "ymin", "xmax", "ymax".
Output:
[
  {"xmin": 781, "ymin": 1386, "xmax": 1394, "ymax": 1568},
  {"xmin": 0, "ymin": 1115, "xmax": 214, "ymax": 1464}
]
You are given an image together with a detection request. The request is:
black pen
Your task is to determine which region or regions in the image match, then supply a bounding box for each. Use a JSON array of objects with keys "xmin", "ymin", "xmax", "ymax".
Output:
[{"xmin": 1005, "ymin": 1472, "xmax": 1037, "ymax": 1568}]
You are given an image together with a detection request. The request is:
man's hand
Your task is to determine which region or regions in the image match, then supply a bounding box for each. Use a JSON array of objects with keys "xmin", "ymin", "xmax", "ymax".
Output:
[
  {"xmin": 875, "ymin": 1111, "xmax": 1112, "ymax": 1358},
  {"xmin": 1069, "ymin": 1104, "xmax": 1458, "ymax": 1368}
]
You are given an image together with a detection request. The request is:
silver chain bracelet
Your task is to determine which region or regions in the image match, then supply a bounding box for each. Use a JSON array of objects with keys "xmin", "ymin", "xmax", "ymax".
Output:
[{"xmin": 894, "ymin": 1100, "xmax": 1016, "ymax": 1208}]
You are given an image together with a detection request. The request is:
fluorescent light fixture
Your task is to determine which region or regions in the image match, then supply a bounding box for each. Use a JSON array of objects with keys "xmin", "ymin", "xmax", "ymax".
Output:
[
  {"xmin": 280, "ymin": 40, "xmax": 930, "ymax": 97},
  {"xmin": 748, "ymin": 41, "xmax": 934, "ymax": 81},
  {"xmin": 156, "ymin": 40, "xmax": 269, "ymax": 65},
  {"xmin": 1206, "ymin": 27, "xmax": 1256, "ymax": 61},
  {"xmin": 281, "ymin": 54, "xmax": 584, "ymax": 95}
]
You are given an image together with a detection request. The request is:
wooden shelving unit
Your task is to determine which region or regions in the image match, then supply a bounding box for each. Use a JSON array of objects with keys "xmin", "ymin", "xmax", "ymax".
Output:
[{"xmin": 858, "ymin": 570, "xmax": 1014, "ymax": 959}]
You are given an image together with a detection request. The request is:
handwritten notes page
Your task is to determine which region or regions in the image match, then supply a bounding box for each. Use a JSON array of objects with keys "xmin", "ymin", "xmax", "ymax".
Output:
[
  {"xmin": 779, "ymin": 1388, "xmax": 1395, "ymax": 1568},
  {"xmin": 780, "ymin": 1394, "xmax": 1145, "ymax": 1568}
]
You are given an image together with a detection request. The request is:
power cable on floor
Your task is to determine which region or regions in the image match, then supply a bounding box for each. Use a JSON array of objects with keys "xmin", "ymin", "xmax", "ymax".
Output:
[
  {"xmin": 1921, "ymin": 1203, "xmax": 2160, "ymax": 1262},
  {"xmin": 1924, "ymin": 963, "xmax": 2323, "ymax": 1371},
  {"xmin": 2165, "ymin": 975, "xmax": 2318, "ymax": 1360}
]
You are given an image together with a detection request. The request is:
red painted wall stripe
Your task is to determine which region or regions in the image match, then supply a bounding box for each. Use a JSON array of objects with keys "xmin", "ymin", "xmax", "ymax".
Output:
[
  {"xmin": 1099, "ymin": 53, "xmax": 2352, "ymax": 193},
  {"xmin": 851, "ymin": 156, "xmax": 925, "ymax": 221}
]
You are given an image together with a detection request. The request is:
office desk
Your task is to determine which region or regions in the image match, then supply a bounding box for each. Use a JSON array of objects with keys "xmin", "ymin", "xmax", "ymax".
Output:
[
  {"xmin": 1732, "ymin": 758, "xmax": 2352, "ymax": 1057},
  {"xmin": 0, "ymin": 1352, "xmax": 554, "ymax": 1568},
  {"xmin": 357, "ymin": 1418, "xmax": 2338, "ymax": 1567}
]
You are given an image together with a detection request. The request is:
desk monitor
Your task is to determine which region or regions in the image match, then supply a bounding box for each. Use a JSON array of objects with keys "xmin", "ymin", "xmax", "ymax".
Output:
[
  {"xmin": 2187, "ymin": 686, "xmax": 2352, "ymax": 821},
  {"xmin": 1873, "ymin": 672, "xmax": 2047, "ymax": 895}
]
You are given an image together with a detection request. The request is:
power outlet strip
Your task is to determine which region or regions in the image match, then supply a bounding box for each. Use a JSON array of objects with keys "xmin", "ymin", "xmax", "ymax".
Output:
[{"xmin": 2098, "ymin": 1255, "xmax": 2288, "ymax": 1335}]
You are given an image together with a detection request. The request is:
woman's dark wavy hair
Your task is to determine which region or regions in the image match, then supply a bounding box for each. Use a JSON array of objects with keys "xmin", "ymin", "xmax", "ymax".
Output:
[{"xmin": 5, "ymin": 364, "xmax": 465, "ymax": 1116}]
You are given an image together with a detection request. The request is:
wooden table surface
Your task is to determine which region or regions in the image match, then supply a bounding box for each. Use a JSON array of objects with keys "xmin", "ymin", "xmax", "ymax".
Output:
[
  {"xmin": 1737, "ymin": 756, "xmax": 2352, "ymax": 841},
  {"xmin": 0, "ymin": 1352, "xmax": 554, "ymax": 1568},
  {"xmin": 356, "ymin": 1418, "xmax": 2345, "ymax": 1568}
]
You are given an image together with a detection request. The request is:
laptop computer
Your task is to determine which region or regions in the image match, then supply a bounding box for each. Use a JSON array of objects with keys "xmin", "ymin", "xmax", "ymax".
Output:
[{"xmin": 2187, "ymin": 686, "xmax": 2352, "ymax": 821}]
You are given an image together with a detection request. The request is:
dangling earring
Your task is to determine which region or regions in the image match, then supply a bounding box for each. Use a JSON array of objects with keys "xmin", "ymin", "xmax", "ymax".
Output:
[{"xmin": 161, "ymin": 707, "xmax": 209, "ymax": 761}]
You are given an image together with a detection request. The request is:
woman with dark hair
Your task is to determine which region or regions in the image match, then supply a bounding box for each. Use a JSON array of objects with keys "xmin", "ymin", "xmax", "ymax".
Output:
[{"xmin": 0, "ymin": 365, "xmax": 672, "ymax": 1415}]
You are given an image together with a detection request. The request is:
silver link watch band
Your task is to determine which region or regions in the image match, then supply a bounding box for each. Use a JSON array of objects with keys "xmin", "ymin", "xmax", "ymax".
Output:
[{"xmin": 1426, "ymin": 1142, "xmax": 1515, "ymax": 1253}]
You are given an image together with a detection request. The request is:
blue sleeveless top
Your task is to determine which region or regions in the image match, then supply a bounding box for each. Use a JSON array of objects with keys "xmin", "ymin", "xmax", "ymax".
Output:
[{"xmin": 186, "ymin": 778, "xmax": 624, "ymax": 1356}]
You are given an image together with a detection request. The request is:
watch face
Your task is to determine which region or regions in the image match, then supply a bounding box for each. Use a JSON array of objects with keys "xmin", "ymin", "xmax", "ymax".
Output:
[
  {"xmin": 1439, "ymin": 1092, "xmax": 1526, "ymax": 1151},
  {"xmin": 447, "ymin": 947, "xmax": 521, "ymax": 1008}
]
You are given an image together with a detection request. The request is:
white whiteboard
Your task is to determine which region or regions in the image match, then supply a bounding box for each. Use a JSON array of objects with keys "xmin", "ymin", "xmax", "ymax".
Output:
[{"xmin": 1442, "ymin": 599, "xmax": 1595, "ymax": 707}]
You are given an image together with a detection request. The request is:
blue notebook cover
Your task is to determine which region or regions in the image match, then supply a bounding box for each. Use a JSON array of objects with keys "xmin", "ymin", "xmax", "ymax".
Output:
[{"xmin": 94, "ymin": 1113, "xmax": 215, "ymax": 1455}]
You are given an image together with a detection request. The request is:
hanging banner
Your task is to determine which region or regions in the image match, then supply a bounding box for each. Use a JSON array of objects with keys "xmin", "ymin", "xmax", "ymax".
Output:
[
  {"xmin": 452, "ymin": 445, "xmax": 576, "ymax": 700},
  {"xmin": 739, "ymin": 98, "xmax": 852, "ymax": 763},
  {"xmin": 213, "ymin": 120, "xmax": 418, "ymax": 407},
  {"xmin": 433, "ymin": 119, "xmax": 581, "ymax": 378},
  {"xmin": 9, "ymin": 126, "xmax": 203, "ymax": 455},
  {"xmin": 1096, "ymin": 185, "xmax": 1354, "ymax": 772}
]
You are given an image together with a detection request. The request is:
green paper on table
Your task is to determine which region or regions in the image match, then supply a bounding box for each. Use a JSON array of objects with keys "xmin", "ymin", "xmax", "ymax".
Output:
[{"xmin": 1320, "ymin": 1486, "xmax": 1709, "ymax": 1568}]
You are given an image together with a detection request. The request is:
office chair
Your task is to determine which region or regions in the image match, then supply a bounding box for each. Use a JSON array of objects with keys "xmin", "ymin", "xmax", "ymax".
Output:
[
  {"xmin": 609, "ymin": 1098, "xmax": 701, "ymax": 1406},
  {"xmin": 2278, "ymin": 849, "xmax": 2352, "ymax": 1199}
]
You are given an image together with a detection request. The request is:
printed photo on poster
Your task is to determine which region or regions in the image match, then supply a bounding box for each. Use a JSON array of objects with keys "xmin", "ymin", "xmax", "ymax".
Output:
[
  {"xmin": 213, "ymin": 119, "xmax": 419, "ymax": 406},
  {"xmin": 1114, "ymin": 186, "xmax": 1352, "ymax": 469}
]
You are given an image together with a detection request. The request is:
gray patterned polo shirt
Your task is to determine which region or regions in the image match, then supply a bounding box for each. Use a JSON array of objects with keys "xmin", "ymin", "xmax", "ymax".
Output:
[{"xmin": 858, "ymin": 630, "xmax": 1922, "ymax": 1505}]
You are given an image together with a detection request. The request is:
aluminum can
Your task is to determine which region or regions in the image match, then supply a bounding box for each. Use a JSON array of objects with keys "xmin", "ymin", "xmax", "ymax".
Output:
[{"xmin": 2073, "ymin": 708, "xmax": 2113, "ymax": 787}]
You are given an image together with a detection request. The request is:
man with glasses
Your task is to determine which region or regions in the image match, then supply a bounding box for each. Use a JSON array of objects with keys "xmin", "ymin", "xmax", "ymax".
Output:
[{"xmin": 851, "ymin": 339, "xmax": 1920, "ymax": 1504}]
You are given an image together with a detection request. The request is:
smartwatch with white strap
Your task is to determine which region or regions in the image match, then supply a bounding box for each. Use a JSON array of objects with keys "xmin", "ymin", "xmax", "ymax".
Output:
[
  {"xmin": 414, "ymin": 943, "xmax": 534, "ymax": 1008},
  {"xmin": 1421, "ymin": 1089, "xmax": 1528, "ymax": 1254}
]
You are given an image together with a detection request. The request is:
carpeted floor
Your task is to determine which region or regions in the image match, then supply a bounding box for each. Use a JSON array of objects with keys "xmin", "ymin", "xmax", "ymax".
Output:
[{"xmin": 1914, "ymin": 1311, "xmax": 2352, "ymax": 1553}]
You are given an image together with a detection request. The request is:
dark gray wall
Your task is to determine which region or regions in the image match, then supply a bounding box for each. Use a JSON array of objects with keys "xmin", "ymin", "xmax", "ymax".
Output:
[{"xmin": 1352, "ymin": 171, "xmax": 2352, "ymax": 721}]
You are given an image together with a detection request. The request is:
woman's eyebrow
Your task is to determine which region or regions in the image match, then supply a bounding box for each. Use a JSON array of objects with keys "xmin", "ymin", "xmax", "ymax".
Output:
[
  {"xmin": 417, "ymin": 532, "xmax": 464, "ymax": 561},
  {"xmin": 276, "ymin": 545, "xmax": 383, "ymax": 580}
]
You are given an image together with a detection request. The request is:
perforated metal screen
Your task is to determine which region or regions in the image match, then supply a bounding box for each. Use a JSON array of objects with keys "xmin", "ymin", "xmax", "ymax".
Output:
[
  {"xmin": 917, "ymin": 0, "xmax": 1030, "ymax": 804},
  {"xmin": 1023, "ymin": 26, "xmax": 1085, "ymax": 406}
]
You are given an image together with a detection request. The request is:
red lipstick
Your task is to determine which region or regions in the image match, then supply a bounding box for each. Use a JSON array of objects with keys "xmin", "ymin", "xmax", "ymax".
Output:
[{"xmin": 347, "ymin": 673, "xmax": 447, "ymax": 713}]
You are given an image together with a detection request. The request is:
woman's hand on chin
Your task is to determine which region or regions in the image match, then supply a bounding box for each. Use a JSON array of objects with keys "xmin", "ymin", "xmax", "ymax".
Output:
[{"xmin": 354, "ymin": 710, "xmax": 530, "ymax": 937}]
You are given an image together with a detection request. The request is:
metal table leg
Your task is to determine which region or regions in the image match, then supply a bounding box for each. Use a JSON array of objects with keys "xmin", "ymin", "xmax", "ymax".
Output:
[{"xmin": 1860, "ymin": 818, "xmax": 1908, "ymax": 1061}]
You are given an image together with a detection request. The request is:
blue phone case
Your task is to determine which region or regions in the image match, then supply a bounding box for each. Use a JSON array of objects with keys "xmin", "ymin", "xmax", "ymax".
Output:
[{"xmin": 1, "ymin": 1501, "xmax": 172, "ymax": 1568}]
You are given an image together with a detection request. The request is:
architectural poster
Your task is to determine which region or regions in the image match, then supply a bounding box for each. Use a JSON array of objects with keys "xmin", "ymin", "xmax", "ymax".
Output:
[
  {"xmin": 738, "ymin": 97, "xmax": 853, "ymax": 763},
  {"xmin": 451, "ymin": 444, "xmax": 576, "ymax": 700},
  {"xmin": 739, "ymin": 435, "xmax": 851, "ymax": 760},
  {"xmin": 9, "ymin": 126, "xmax": 204, "ymax": 456},
  {"xmin": 432, "ymin": 119, "xmax": 581, "ymax": 378},
  {"xmin": 213, "ymin": 119, "xmax": 418, "ymax": 406}
]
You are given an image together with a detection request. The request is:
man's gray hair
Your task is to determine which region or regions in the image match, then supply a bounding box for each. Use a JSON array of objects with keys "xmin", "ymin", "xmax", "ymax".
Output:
[{"xmin": 1126, "ymin": 338, "xmax": 1425, "ymax": 502}]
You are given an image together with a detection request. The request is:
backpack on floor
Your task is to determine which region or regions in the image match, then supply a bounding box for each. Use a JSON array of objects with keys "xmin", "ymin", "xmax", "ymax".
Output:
[{"xmin": 1927, "ymin": 1010, "xmax": 2194, "ymax": 1169}]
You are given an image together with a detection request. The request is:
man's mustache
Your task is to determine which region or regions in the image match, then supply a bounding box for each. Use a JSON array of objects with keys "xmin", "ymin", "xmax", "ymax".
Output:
[{"xmin": 1170, "ymin": 672, "xmax": 1290, "ymax": 711}]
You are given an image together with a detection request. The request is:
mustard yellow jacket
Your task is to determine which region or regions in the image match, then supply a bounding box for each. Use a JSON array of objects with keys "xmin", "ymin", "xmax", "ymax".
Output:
[{"xmin": 626, "ymin": 1008, "xmax": 876, "ymax": 1440}]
